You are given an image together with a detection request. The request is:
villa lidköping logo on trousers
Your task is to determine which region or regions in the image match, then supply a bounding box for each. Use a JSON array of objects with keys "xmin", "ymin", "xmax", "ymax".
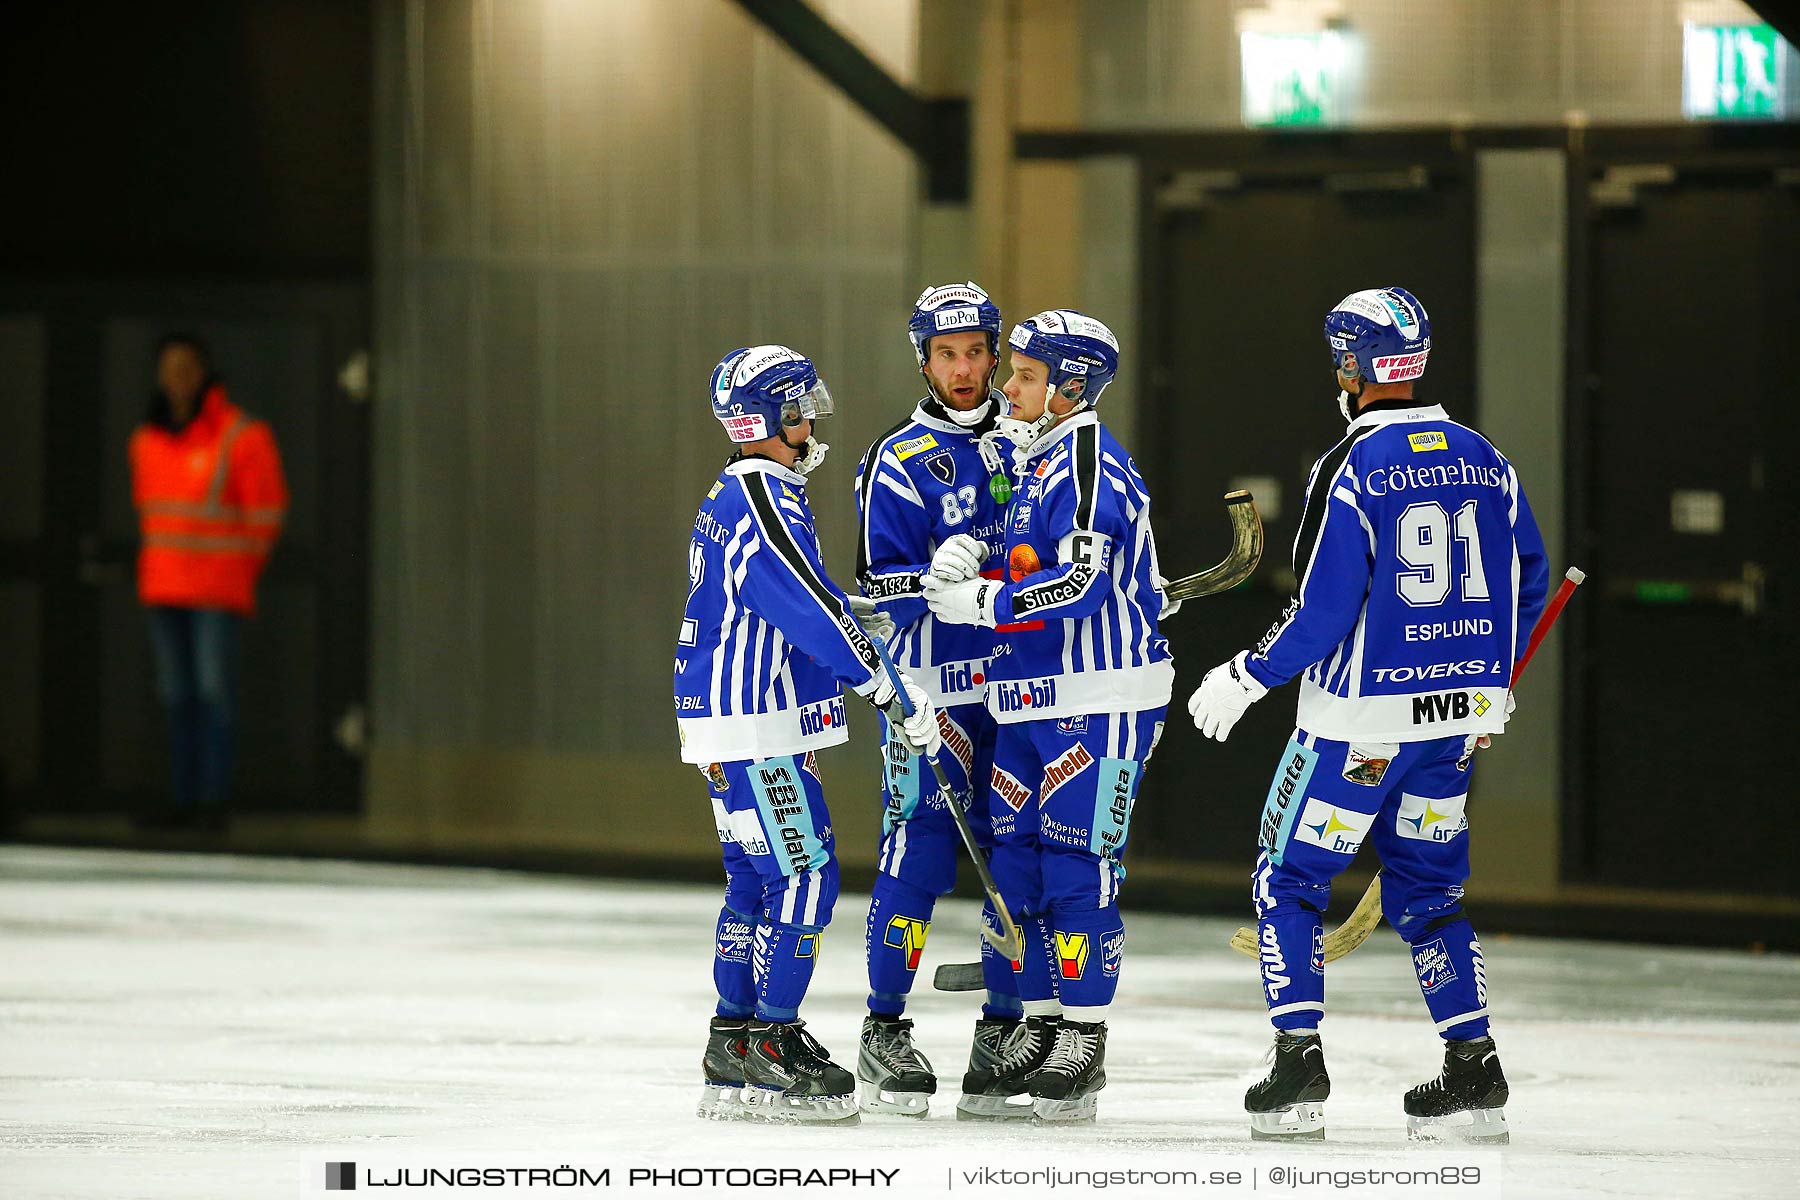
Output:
[{"xmin": 325, "ymin": 1162, "xmax": 356, "ymax": 1190}]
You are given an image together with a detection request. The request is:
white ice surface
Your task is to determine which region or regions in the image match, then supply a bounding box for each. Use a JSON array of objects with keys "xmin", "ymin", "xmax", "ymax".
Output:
[{"xmin": 2, "ymin": 847, "xmax": 1797, "ymax": 1199}]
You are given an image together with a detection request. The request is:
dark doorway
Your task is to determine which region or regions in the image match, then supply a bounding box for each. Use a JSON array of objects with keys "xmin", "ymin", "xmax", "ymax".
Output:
[
  {"xmin": 1571, "ymin": 164, "xmax": 1799, "ymax": 895},
  {"xmin": 1136, "ymin": 160, "xmax": 1476, "ymax": 867},
  {"xmin": 0, "ymin": 281, "xmax": 369, "ymax": 818}
]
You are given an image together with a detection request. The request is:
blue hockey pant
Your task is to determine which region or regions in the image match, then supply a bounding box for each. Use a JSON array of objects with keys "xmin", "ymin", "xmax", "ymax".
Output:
[
  {"xmin": 866, "ymin": 703, "xmax": 1019, "ymax": 1018},
  {"xmin": 705, "ymin": 751, "xmax": 839, "ymax": 1023},
  {"xmin": 986, "ymin": 707, "xmax": 1166, "ymax": 1020},
  {"xmin": 1252, "ymin": 728, "xmax": 1492, "ymax": 1041}
]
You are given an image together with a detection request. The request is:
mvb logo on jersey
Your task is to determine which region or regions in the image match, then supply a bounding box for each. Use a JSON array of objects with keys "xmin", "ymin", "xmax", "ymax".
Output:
[
  {"xmin": 1412, "ymin": 690, "xmax": 1492, "ymax": 724},
  {"xmin": 938, "ymin": 659, "xmax": 987, "ymax": 697},
  {"xmin": 883, "ymin": 915, "xmax": 930, "ymax": 971},
  {"xmin": 1101, "ymin": 929, "xmax": 1125, "ymax": 978},
  {"xmin": 1260, "ymin": 924, "xmax": 1290, "ymax": 1001},
  {"xmin": 994, "ymin": 678, "xmax": 1056, "ymax": 714},
  {"xmin": 990, "ymin": 764, "xmax": 1032, "ymax": 812},
  {"xmin": 1413, "ymin": 937, "xmax": 1457, "ymax": 993},
  {"xmin": 797, "ymin": 695, "xmax": 846, "ymax": 738},
  {"xmin": 1054, "ymin": 931, "xmax": 1089, "ymax": 979},
  {"xmin": 1040, "ymin": 744, "xmax": 1095, "ymax": 803}
]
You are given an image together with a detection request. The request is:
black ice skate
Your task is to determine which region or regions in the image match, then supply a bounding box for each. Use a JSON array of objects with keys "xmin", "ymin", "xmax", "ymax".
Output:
[
  {"xmin": 1029, "ymin": 1019, "xmax": 1107, "ymax": 1123},
  {"xmin": 1244, "ymin": 1031, "xmax": 1331, "ymax": 1141},
  {"xmin": 965, "ymin": 1014, "xmax": 1058, "ymax": 1120},
  {"xmin": 697, "ymin": 1016, "xmax": 749, "ymax": 1119},
  {"xmin": 955, "ymin": 1016, "xmax": 1024, "ymax": 1120},
  {"xmin": 1404, "ymin": 1036, "xmax": 1509, "ymax": 1144},
  {"xmin": 855, "ymin": 1014, "xmax": 936, "ymax": 1117},
  {"xmin": 740, "ymin": 1019, "xmax": 859, "ymax": 1123}
]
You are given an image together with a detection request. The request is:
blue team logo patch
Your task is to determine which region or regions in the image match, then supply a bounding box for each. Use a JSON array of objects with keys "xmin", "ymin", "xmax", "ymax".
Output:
[
  {"xmin": 1413, "ymin": 937, "xmax": 1457, "ymax": 993},
  {"xmin": 1101, "ymin": 928, "xmax": 1125, "ymax": 978},
  {"xmin": 923, "ymin": 453, "xmax": 956, "ymax": 486},
  {"xmin": 1057, "ymin": 715, "xmax": 1088, "ymax": 735},
  {"xmin": 1258, "ymin": 738, "xmax": 1318, "ymax": 866},
  {"xmin": 1090, "ymin": 756, "xmax": 1138, "ymax": 860}
]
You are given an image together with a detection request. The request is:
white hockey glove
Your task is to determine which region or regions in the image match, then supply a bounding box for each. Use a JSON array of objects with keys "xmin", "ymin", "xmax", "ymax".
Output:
[
  {"xmin": 1187, "ymin": 650, "xmax": 1269, "ymax": 742},
  {"xmin": 928, "ymin": 535, "xmax": 988, "ymax": 585},
  {"xmin": 846, "ymin": 595, "xmax": 896, "ymax": 643},
  {"xmin": 920, "ymin": 575, "xmax": 1000, "ymax": 628},
  {"xmin": 856, "ymin": 671, "xmax": 941, "ymax": 757}
]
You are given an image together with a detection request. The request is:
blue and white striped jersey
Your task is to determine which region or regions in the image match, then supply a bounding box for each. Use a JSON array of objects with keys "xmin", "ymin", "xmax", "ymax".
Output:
[
  {"xmin": 675, "ymin": 456, "xmax": 883, "ymax": 764},
  {"xmin": 854, "ymin": 399, "xmax": 1008, "ymax": 707},
  {"xmin": 985, "ymin": 412, "xmax": 1174, "ymax": 723},
  {"xmin": 1244, "ymin": 401, "xmax": 1550, "ymax": 741}
]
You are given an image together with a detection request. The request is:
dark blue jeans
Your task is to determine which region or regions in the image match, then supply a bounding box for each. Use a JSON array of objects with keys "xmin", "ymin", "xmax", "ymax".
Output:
[{"xmin": 146, "ymin": 606, "xmax": 240, "ymax": 811}]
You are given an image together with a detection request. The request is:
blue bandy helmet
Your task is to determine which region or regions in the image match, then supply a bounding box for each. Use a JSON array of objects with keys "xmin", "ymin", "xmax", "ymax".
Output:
[
  {"xmin": 998, "ymin": 310, "xmax": 1121, "ymax": 447},
  {"xmin": 709, "ymin": 344, "xmax": 834, "ymax": 443},
  {"xmin": 1324, "ymin": 287, "xmax": 1431, "ymax": 384},
  {"xmin": 709, "ymin": 345, "xmax": 834, "ymax": 473},
  {"xmin": 908, "ymin": 281, "xmax": 1002, "ymax": 366}
]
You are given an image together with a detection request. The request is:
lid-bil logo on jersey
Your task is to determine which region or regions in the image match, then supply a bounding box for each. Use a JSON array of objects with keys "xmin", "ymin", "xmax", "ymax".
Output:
[
  {"xmin": 1408, "ymin": 430, "xmax": 1449, "ymax": 453},
  {"xmin": 798, "ymin": 696, "xmax": 846, "ymax": 737},
  {"xmin": 1055, "ymin": 931, "xmax": 1090, "ymax": 979}
]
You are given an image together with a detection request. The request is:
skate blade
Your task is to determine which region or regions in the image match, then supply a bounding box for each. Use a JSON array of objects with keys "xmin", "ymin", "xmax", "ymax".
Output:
[
  {"xmin": 857, "ymin": 1076, "xmax": 932, "ymax": 1117},
  {"xmin": 1407, "ymin": 1106, "xmax": 1508, "ymax": 1145},
  {"xmin": 1249, "ymin": 1102, "xmax": 1325, "ymax": 1141},
  {"xmin": 696, "ymin": 1082, "xmax": 748, "ymax": 1121},
  {"xmin": 955, "ymin": 1093, "xmax": 1037, "ymax": 1121},
  {"xmin": 741, "ymin": 1086, "xmax": 860, "ymax": 1124},
  {"xmin": 1032, "ymin": 1094, "xmax": 1099, "ymax": 1123}
]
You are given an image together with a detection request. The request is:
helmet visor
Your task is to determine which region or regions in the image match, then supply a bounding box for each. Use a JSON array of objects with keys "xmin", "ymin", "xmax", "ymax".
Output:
[{"xmin": 779, "ymin": 379, "xmax": 833, "ymax": 426}]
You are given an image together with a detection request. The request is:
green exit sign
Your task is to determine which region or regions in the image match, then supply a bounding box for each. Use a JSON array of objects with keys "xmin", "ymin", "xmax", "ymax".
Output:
[
  {"xmin": 1240, "ymin": 30, "xmax": 1349, "ymax": 128},
  {"xmin": 1683, "ymin": 23, "xmax": 1793, "ymax": 119}
]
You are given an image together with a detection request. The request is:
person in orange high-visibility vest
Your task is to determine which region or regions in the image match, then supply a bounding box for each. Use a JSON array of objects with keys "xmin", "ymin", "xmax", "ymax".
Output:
[{"xmin": 129, "ymin": 334, "xmax": 288, "ymax": 832}]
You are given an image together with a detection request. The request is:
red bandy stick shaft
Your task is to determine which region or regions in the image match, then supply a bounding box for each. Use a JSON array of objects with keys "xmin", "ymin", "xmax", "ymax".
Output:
[{"xmin": 1511, "ymin": 567, "xmax": 1586, "ymax": 687}]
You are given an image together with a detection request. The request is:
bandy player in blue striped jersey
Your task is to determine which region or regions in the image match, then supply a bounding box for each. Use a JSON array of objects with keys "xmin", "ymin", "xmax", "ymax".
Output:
[
  {"xmin": 1187, "ymin": 287, "xmax": 1549, "ymax": 1144},
  {"xmin": 924, "ymin": 311, "xmax": 1175, "ymax": 1122},
  {"xmin": 850, "ymin": 283, "xmax": 1024, "ymax": 1118},
  {"xmin": 677, "ymin": 345, "xmax": 939, "ymax": 1123}
]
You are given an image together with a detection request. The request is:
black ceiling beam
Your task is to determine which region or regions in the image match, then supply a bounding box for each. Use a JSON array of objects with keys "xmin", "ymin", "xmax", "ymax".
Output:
[
  {"xmin": 1747, "ymin": 1, "xmax": 1800, "ymax": 52},
  {"xmin": 732, "ymin": 0, "xmax": 969, "ymax": 202}
]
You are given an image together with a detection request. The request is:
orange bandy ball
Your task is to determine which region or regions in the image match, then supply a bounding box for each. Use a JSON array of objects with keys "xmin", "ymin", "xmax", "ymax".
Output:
[{"xmin": 1009, "ymin": 544, "xmax": 1041, "ymax": 581}]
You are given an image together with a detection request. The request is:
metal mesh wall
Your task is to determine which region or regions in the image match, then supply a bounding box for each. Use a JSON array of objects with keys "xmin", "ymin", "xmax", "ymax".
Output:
[{"xmin": 371, "ymin": 0, "xmax": 920, "ymax": 755}]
